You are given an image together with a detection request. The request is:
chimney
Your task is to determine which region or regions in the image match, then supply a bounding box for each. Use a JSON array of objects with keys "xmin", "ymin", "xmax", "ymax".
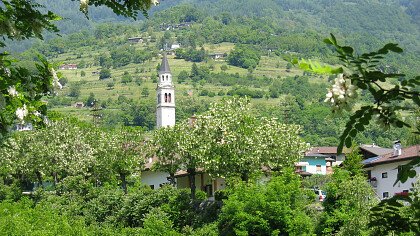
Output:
[{"xmin": 393, "ymin": 140, "xmax": 402, "ymax": 157}]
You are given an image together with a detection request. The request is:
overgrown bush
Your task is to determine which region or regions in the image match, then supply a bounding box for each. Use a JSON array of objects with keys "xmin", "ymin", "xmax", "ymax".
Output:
[{"xmin": 218, "ymin": 170, "xmax": 314, "ymax": 235}]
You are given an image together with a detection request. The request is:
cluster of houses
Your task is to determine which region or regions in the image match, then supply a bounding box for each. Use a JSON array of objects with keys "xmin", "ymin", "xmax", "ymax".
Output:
[
  {"xmin": 141, "ymin": 142, "xmax": 420, "ymax": 201},
  {"xmin": 141, "ymin": 54, "xmax": 420, "ymax": 201}
]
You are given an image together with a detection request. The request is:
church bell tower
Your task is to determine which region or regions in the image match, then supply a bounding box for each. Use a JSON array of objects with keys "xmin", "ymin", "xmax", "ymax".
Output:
[{"xmin": 156, "ymin": 53, "xmax": 175, "ymax": 128}]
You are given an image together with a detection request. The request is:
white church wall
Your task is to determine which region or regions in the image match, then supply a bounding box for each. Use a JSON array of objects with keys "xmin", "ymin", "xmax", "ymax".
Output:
[{"xmin": 141, "ymin": 171, "xmax": 170, "ymax": 189}]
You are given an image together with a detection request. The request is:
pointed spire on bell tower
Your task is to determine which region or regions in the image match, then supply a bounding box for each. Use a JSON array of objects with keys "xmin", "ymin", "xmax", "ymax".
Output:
[{"xmin": 159, "ymin": 53, "xmax": 171, "ymax": 74}]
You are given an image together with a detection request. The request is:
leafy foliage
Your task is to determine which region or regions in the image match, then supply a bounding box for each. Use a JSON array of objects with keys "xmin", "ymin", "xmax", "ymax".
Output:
[
  {"xmin": 227, "ymin": 44, "xmax": 261, "ymax": 69},
  {"xmin": 197, "ymin": 97, "xmax": 307, "ymax": 181},
  {"xmin": 218, "ymin": 169, "xmax": 314, "ymax": 236}
]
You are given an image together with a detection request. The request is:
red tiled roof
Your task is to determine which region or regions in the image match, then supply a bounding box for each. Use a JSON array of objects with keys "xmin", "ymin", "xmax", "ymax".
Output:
[
  {"xmin": 366, "ymin": 145, "xmax": 420, "ymax": 166},
  {"xmin": 306, "ymin": 146, "xmax": 350, "ymax": 155},
  {"xmin": 306, "ymin": 147, "xmax": 337, "ymax": 155}
]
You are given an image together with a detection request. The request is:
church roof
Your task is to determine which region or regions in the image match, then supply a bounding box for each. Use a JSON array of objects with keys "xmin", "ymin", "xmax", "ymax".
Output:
[{"xmin": 159, "ymin": 53, "xmax": 171, "ymax": 73}]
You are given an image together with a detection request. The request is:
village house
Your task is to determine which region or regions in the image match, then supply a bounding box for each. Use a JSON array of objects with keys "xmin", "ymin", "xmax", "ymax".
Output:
[
  {"xmin": 175, "ymin": 170, "xmax": 226, "ymax": 199},
  {"xmin": 59, "ymin": 64, "xmax": 78, "ymax": 70},
  {"xmin": 359, "ymin": 143, "xmax": 393, "ymax": 159},
  {"xmin": 171, "ymin": 43, "xmax": 181, "ymax": 50},
  {"xmin": 363, "ymin": 143, "xmax": 419, "ymax": 200},
  {"xmin": 209, "ymin": 52, "xmax": 226, "ymax": 60},
  {"xmin": 295, "ymin": 146, "xmax": 348, "ymax": 176},
  {"xmin": 74, "ymin": 102, "xmax": 84, "ymax": 108},
  {"xmin": 128, "ymin": 37, "xmax": 143, "ymax": 44},
  {"xmin": 141, "ymin": 157, "xmax": 172, "ymax": 189}
]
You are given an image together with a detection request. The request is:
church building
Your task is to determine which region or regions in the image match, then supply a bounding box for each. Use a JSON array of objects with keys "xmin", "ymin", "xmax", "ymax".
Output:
[{"xmin": 141, "ymin": 53, "xmax": 176, "ymax": 190}]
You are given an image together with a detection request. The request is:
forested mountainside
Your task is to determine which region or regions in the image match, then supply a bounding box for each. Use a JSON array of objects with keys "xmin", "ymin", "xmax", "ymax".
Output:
[{"xmin": 7, "ymin": 0, "xmax": 420, "ymax": 54}]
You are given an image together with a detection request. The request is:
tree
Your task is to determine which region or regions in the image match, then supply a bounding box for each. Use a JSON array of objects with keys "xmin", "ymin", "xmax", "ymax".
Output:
[
  {"xmin": 99, "ymin": 68, "xmax": 111, "ymax": 80},
  {"xmin": 92, "ymin": 127, "xmax": 145, "ymax": 193},
  {"xmin": 218, "ymin": 169, "xmax": 314, "ymax": 235},
  {"xmin": 227, "ymin": 44, "xmax": 261, "ymax": 69},
  {"xmin": 0, "ymin": 119, "xmax": 96, "ymax": 186},
  {"xmin": 86, "ymin": 92, "xmax": 96, "ymax": 107},
  {"xmin": 107, "ymin": 80, "xmax": 115, "ymax": 90},
  {"xmin": 0, "ymin": 0, "xmax": 157, "ymax": 136},
  {"xmin": 121, "ymin": 71, "xmax": 133, "ymax": 84},
  {"xmin": 59, "ymin": 77, "xmax": 68, "ymax": 86},
  {"xmin": 196, "ymin": 97, "xmax": 307, "ymax": 181},
  {"xmin": 150, "ymin": 120, "xmax": 207, "ymax": 199},
  {"xmin": 139, "ymin": 208, "xmax": 181, "ymax": 236},
  {"xmin": 316, "ymin": 148, "xmax": 378, "ymax": 235},
  {"xmin": 177, "ymin": 70, "xmax": 189, "ymax": 84},
  {"xmin": 68, "ymin": 82, "xmax": 81, "ymax": 98},
  {"xmin": 176, "ymin": 121, "xmax": 207, "ymax": 200},
  {"xmin": 150, "ymin": 126, "xmax": 183, "ymax": 186},
  {"xmin": 80, "ymin": 70, "xmax": 86, "ymax": 77}
]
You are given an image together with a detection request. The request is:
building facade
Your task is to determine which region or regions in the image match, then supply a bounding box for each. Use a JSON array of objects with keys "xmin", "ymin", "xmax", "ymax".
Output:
[{"xmin": 363, "ymin": 144, "xmax": 420, "ymax": 200}]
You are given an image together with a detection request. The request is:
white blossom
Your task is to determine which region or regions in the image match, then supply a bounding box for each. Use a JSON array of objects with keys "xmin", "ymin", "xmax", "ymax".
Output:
[
  {"xmin": 151, "ymin": 0, "xmax": 159, "ymax": 5},
  {"xmin": 33, "ymin": 111, "xmax": 41, "ymax": 117},
  {"xmin": 324, "ymin": 74, "xmax": 357, "ymax": 111},
  {"xmin": 4, "ymin": 68, "xmax": 11, "ymax": 77},
  {"xmin": 16, "ymin": 104, "xmax": 28, "ymax": 121},
  {"xmin": 51, "ymin": 68, "xmax": 63, "ymax": 90},
  {"xmin": 7, "ymin": 86, "xmax": 18, "ymax": 97},
  {"xmin": 80, "ymin": 0, "xmax": 89, "ymax": 12}
]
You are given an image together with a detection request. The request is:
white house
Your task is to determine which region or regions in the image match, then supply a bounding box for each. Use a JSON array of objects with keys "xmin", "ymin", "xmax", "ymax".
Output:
[
  {"xmin": 363, "ymin": 144, "xmax": 420, "ymax": 200},
  {"xmin": 141, "ymin": 158, "xmax": 172, "ymax": 189},
  {"xmin": 171, "ymin": 43, "xmax": 181, "ymax": 50}
]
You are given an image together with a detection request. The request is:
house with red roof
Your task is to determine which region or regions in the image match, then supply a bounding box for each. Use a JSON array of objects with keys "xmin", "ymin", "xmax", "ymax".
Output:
[{"xmin": 363, "ymin": 144, "xmax": 419, "ymax": 200}]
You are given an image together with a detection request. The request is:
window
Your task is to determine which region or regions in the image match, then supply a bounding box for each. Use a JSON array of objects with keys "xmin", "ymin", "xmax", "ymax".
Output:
[
  {"xmin": 316, "ymin": 165, "xmax": 321, "ymax": 172},
  {"xmin": 164, "ymin": 93, "xmax": 168, "ymax": 102},
  {"xmin": 403, "ymin": 190, "xmax": 409, "ymax": 193},
  {"xmin": 162, "ymin": 75, "xmax": 164, "ymax": 80},
  {"xmin": 149, "ymin": 185, "xmax": 155, "ymax": 190},
  {"xmin": 166, "ymin": 75, "xmax": 169, "ymax": 79},
  {"xmin": 383, "ymin": 192, "xmax": 389, "ymax": 199},
  {"xmin": 168, "ymin": 93, "xmax": 172, "ymax": 102},
  {"xmin": 382, "ymin": 172, "xmax": 388, "ymax": 178}
]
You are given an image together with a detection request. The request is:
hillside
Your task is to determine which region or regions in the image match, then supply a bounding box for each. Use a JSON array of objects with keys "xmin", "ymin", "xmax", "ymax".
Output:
[{"xmin": 8, "ymin": 0, "xmax": 419, "ymax": 147}]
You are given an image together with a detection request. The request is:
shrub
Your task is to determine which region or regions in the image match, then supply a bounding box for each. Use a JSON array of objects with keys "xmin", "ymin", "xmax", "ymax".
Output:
[
  {"xmin": 218, "ymin": 170, "xmax": 314, "ymax": 235},
  {"xmin": 139, "ymin": 207, "xmax": 181, "ymax": 236},
  {"xmin": 99, "ymin": 69, "xmax": 111, "ymax": 80}
]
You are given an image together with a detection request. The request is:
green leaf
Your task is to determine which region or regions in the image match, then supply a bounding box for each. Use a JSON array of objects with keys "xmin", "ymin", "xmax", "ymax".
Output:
[
  {"xmin": 345, "ymin": 137, "xmax": 352, "ymax": 148},
  {"xmin": 330, "ymin": 33, "xmax": 337, "ymax": 45},
  {"xmin": 323, "ymin": 38, "xmax": 333, "ymax": 45},
  {"xmin": 349, "ymin": 129, "xmax": 357, "ymax": 137},
  {"xmin": 341, "ymin": 46, "xmax": 354, "ymax": 54},
  {"xmin": 355, "ymin": 123, "xmax": 365, "ymax": 131}
]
